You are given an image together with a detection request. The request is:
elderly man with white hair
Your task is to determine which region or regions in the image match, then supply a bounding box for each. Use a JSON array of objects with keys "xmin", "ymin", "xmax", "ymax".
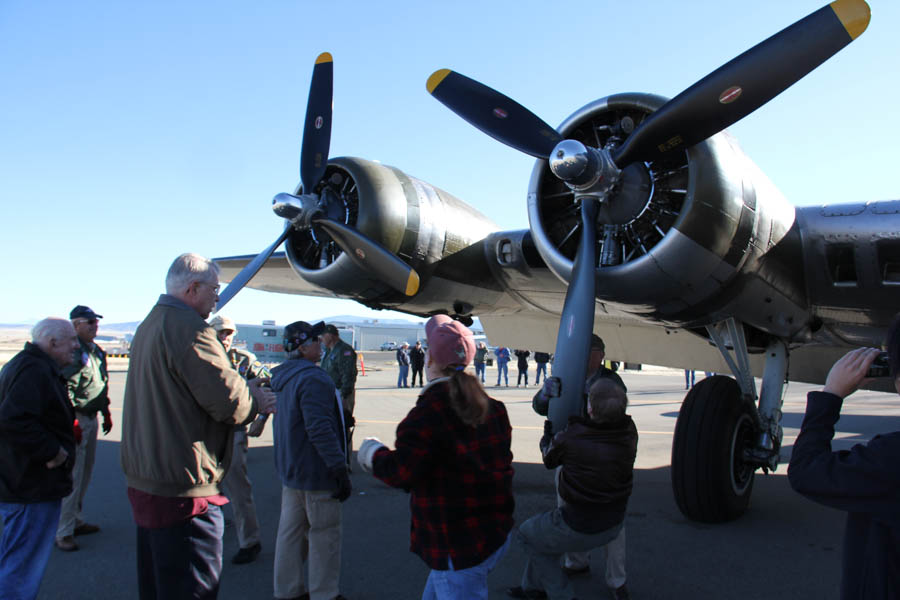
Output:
[
  {"xmin": 121, "ymin": 253, "xmax": 277, "ymax": 599},
  {"xmin": 0, "ymin": 317, "xmax": 79, "ymax": 600}
]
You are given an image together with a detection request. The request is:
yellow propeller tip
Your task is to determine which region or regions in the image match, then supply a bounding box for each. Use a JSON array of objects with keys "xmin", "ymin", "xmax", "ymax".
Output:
[
  {"xmin": 830, "ymin": 0, "xmax": 870, "ymax": 40},
  {"xmin": 405, "ymin": 270, "xmax": 420, "ymax": 296},
  {"xmin": 316, "ymin": 52, "xmax": 333, "ymax": 64},
  {"xmin": 426, "ymin": 69, "xmax": 451, "ymax": 94}
]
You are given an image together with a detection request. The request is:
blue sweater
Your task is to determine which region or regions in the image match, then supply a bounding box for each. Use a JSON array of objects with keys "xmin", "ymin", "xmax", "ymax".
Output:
[
  {"xmin": 788, "ymin": 391, "xmax": 900, "ymax": 599},
  {"xmin": 271, "ymin": 359, "xmax": 345, "ymax": 491}
]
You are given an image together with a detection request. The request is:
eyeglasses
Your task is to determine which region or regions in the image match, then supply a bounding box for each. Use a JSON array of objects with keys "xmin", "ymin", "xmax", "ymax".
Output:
[
  {"xmin": 197, "ymin": 282, "xmax": 221, "ymax": 294},
  {"xmin": 74, "ymin": 318, "xmax": 98, "ymax": 325}
]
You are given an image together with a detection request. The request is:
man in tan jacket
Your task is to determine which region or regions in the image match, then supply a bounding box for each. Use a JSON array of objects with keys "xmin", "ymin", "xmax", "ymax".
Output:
[{"xmin": 120, "ymin": 253, "xmax": 276, "ymax": 599}]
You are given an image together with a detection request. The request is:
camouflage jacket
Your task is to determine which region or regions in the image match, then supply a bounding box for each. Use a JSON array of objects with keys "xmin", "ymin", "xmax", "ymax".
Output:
[
  {"xmin": 227, "ymin": 347, "xmax": 267, "ymax": 381},
  {"xmin": 321, "ymin": 338, "xmax": 357, "ymax": 399}
]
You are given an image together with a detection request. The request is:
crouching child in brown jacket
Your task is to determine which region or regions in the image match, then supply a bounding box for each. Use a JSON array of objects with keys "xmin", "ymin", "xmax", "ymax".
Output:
[{"xmin": 509, "ymin": 378, "xmax": 638, "ymax": 600}]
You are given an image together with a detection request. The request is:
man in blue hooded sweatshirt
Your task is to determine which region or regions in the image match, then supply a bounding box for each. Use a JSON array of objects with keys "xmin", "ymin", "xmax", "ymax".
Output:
[{"xmin": 271, "ymin": 320, "xmax": 351, "ymax": 600}]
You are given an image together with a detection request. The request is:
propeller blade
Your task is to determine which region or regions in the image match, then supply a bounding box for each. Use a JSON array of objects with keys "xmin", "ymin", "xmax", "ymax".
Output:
[
  {"xmin": 548, "ymin": 197, "xmax": 600, "ymax": 433},
  {"xmin": 427, "ymin": 69, "xmax": 562, "ymax": 159},
  {"xmin": 215, "ymin": 228, "xmax": 291, "ymax": 312},
  {"xmin": 313, "ymin": 217, "xmax": 420, "ymax": 296},
  {"xmin": 299, "ymin": 52, "xmax": 334, "ymax": 193},
  {"xmin": 612, "ymin": 0, "xmax": 870, "ymax": 167}
]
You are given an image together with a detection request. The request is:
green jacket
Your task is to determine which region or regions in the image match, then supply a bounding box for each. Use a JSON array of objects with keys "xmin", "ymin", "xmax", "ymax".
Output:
[
  {"xmin": 62, "ymin": 338, "xmax": 109, "ymax": 415},
  {"xmin": 321, "ymin": 338, "xmax": 357, "ymax": 399}
]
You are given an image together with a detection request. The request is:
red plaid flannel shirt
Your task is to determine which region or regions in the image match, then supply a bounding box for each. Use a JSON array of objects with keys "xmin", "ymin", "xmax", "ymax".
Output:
[{"xmin": 372, "ymin": 379, "xmax": 515, "ymax": 569}]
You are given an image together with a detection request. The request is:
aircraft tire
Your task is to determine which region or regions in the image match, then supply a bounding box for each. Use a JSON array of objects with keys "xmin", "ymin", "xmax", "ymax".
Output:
[{"xmin": 671, "ymin": 375, "xmax": 757, "ymax": 522}]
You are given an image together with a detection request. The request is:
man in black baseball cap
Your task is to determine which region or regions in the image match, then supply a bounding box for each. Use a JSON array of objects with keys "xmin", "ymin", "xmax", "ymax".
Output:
[
  {"xmin": 56, "ymin": 306, "xmax": 109, "ymax": 551},
  {"xmin": 69, "ymin": 305, "xmax": 103, "ymax": 321}
]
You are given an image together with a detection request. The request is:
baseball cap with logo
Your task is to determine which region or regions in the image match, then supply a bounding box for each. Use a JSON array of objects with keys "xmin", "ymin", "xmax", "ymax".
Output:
[
  {"xmin": 425, "ymin": 315, "xmax": 475, "ymax": 368},
  {"xmin": 283, "ymin": 321, "xmax": 326, "ymax": 353}
]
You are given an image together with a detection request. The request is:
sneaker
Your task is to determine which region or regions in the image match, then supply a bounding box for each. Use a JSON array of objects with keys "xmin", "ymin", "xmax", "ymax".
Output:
[
  {"xmin": 231, "ymin": 542, "xmax": 262, "ymax": 564},
  {"xmin": 610, "ymin": 584, "xmax": 630, "ymax": 600},
  {"xmin": 562, "ymin": 564, "xmax": 590, "ymax": 577},
  {"xmin": 55, "ymin": 536, "xmax": 79, "ymax": 551},
  {"xmin": 506, "ymin": 586, "xmax": 548, "ymax": 599},
  {"xmin": 73, "ymin": 522, "xmax": 100, "ymax": 536}
]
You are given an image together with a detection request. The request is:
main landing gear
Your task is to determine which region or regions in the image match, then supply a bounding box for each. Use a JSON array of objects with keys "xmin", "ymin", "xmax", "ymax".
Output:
[{"xmin": 671, "ymin": 318, "xmax": 787, "ymax": 522}]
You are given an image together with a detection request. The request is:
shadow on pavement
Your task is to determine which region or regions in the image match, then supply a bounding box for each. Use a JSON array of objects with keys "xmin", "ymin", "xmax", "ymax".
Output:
[{"xmin": 32, "ymin": 438, "xmax": 846, "ymax": 600}]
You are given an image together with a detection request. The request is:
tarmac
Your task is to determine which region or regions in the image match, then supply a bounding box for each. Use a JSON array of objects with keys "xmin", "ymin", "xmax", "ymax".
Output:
[{"xmin": 25, "ymin": 353, "xmax": 900, "ymax": 599}]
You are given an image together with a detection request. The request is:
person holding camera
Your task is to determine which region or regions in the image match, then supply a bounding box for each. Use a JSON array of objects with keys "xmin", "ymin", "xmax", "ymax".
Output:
[{"xmin": 788, "ymin": 318, "xmax": 900, "ymax": 599}]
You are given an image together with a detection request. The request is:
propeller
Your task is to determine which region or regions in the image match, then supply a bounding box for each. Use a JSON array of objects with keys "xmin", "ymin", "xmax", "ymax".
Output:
[
  {"xmin": 427, "ymin": 0, "xmax": 870, "ymax": 431},
  {"xmin": 216, "ymin": 52, "xmax": 420, "ymax": 311}
]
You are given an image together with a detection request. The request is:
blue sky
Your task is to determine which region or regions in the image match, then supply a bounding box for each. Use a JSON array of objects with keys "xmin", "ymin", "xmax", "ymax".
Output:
[{"xmin": 1, "ymin": 0, "xmax": 897, "ymax": 325}]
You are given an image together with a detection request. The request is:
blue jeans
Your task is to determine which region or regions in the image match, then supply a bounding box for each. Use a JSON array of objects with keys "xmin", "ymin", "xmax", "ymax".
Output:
[
  {"xmin": 516, "ymin": 509, "xmax": 622, "ymax": 599},
  {"xmin": 0, "ymin": 500, "xmax": 61, "ymax": 600},
  {"xmin": 496, "ymin": 362, "xmax": 508, "ymax": 386},
  {"xmin": 474, "ymin": 362, "xmax": 485, "ymax": 382},
  {"xmin": 398, "ymin": 365, "xmax": 409, "ymax": 387},
  {"xmin": 136, "ymin": 503, "xmax": 224, "ymax": 600},
  {"xmin": 422, "ymin": 536, "xmax": 510, "ymax": 600},
  {"xmin": 535, "ymin": 363, "xmax": 547, "ymax": 384}
]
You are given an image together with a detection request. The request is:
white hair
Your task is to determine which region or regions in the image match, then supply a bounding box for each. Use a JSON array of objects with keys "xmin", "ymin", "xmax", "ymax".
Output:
[
  {"xmin": 31, "ymin": 317, "xmax": 72, "ymax": 345},
  {"xmin": 165, "ymin": 253, "xmax": 220, "ymax": 295},
  {"xmin": 587, "ymin": 378, "xmax": 628, "ymax": 423}
]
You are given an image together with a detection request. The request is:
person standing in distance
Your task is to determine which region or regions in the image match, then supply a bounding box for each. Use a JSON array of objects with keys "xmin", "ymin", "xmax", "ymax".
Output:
[
  {"xmin": 515, "ymin": 349, "xmax": 531, "ymax": 387},
  {"xmin": 209, "ymin": 315, "xmax": 268, "ymax": 566},
  {"xmin": 495, "ymin": 346, "xmax": 511, "ymax": 387},
  {"xmin": 534, "ymin": 351, "xmax": 551, "ymax": 386},
  {"xmin": 409, "ymin": 340, "xmax": 426, "ymax": 387},
  {"xmin": 54, "ymin": 305, "xmax": 110, "ymax": 552},
  {"xmin": 271, "ymin": 321, "xmax": 351, "ymax": 600},
  {"xmin": 121, "ymin": 253, "xmax": 276, "ymax": 599},
  {"xmin": 397, "ymin": 342, "xmax": 411, "ymax": 388},
  {"xmin": 473, "ymin": 342, "xmax": 488, "ymax": 384},
  {"xmin": 0, "ymin": 318, "xmax": 79, "ymax": 600}
]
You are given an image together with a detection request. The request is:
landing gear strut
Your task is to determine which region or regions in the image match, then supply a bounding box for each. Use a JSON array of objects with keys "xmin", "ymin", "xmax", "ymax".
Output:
[{"xmin": 671, "ymin": 318, "xmax": 787, "ymax": 522}]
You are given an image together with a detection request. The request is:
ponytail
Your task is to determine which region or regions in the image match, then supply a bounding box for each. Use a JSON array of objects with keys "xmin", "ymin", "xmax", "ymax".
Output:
[{"xmin": 445, "ymin": 367, "xmax": 490, "ymax": 426}]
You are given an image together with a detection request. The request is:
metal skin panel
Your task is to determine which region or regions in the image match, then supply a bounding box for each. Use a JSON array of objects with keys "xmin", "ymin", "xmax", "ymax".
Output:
[
  {"xmin": 797, "ymin": 201, "xmax": 900, "ymax": 347},
  {"xmin": 283, "ymin": 156, "xmax": 504, "ymax": 313}
]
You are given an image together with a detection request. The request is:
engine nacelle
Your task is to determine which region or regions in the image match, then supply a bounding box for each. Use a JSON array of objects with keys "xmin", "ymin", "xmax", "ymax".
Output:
[
  {"xmin": 527, "ymin": 93, "xmax": 807, "ymax": 335},
  {"xmin": 284, "ymin": 156, "xmax": 498, "ymax": 306}
]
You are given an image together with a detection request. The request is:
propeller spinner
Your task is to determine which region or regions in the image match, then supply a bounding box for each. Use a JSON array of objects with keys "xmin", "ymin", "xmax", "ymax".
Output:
[
  {"xmin": 428, "ymin": 0, "xmax": 870, "ymax": 431},
  {"xmin": 216, "ymin": 53, "xmax": 420, "ymax": 312}
]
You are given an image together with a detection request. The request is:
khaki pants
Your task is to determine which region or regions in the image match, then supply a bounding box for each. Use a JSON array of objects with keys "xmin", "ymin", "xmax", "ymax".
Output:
[
  {"xmin": 57, "ymin": 412, "xmax": 98, "ymax": 539},
  {"xmin": 221, "ymin": 430, "xmax": 261, "ymax": 548},
  {"xmin": 556, "ymin": 466, "xmax": 627, "ymax": 589},
  {"xmin": 273, "ymin": 487, "xmax": 342, "ymax": 600}
]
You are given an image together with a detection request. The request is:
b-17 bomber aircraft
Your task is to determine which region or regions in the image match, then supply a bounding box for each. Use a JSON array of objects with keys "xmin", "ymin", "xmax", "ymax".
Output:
[{"xmin": 214, "ymin": 0, "xmax": 895, "ymax": 523}]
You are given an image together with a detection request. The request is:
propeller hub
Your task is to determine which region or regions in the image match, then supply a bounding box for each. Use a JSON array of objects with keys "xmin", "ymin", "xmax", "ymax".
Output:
[
  {"xmin": 549, "ymin": 140, "xmax": 595, "ymax": 184},
  {"xmin": 272, "ymin": 192, "xmax": 320, "ymax": 228}
]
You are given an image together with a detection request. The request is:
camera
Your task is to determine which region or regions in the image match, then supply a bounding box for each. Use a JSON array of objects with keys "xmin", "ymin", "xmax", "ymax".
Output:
[{"xmin": 865, "ymin": 351, "xmax": 891, "ymax": 378}]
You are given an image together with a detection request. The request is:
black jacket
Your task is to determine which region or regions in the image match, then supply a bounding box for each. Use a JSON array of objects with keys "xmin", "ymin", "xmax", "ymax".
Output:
[
  {"xmin": 542, "ymin": 415, "xmax": 637, "ymax": 533},
  {"xmin": 788, "ymin": 391, "xmax": 900, "ymax": 599},
  {"xmin": 410, "ymin": 346, "xmax": 426, "ymax": 369},
  {"xmin": 0, "ymin": 343, "xmax": 75, "ymax": 502}
]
